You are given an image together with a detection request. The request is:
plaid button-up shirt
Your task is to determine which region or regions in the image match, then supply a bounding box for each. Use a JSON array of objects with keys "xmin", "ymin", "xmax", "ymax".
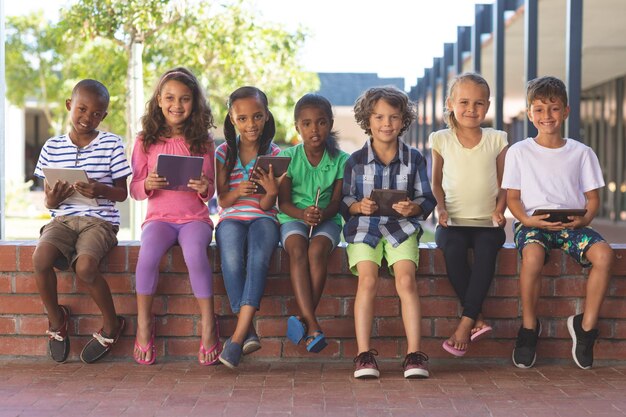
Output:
[{"xmin": 341, "ymin": 138, "xmax": 436, "ymax": 248}]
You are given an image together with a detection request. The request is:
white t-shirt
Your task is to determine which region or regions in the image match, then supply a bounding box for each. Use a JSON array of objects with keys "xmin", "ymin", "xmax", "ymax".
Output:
[
  {"xmin": 429, "ymin": 128, "xmax": 507, "ymax": 219},
  {"xmin": 502, "ymin": 138, "xmax": 605, "ymax": 216}
]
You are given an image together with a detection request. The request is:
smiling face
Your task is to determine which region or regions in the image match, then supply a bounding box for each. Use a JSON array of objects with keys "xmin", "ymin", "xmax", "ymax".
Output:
[
  {"xmin": 229, "ymin": 96, "xmax": 269, "ymax": 143},
  {"xmin": 368, "ymin": 99, "xmax": 403, "ymax": 144},
  {"xmin": 528, "ymin": 97, "xmax": 570, "ymax": 136},
  {"xmin": 446, "ymin": 80, "xmax": 490, "ymax": 130},
  {"xmin": 65, "ymin": 89, "xmax": 108, "ymax": 138},
  {"xmin": 157, "ymin": 79, "xmax": 193, "ymax": 131},
  {"xmin": 295, "ymin": 106, "xmax": 332, "ymax": 151}
]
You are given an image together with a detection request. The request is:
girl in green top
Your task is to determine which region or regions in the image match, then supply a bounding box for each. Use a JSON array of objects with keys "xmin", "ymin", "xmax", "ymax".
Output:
[{"xmin": 278, "ymin": 94, "xmax": 349, "ymax": 352}]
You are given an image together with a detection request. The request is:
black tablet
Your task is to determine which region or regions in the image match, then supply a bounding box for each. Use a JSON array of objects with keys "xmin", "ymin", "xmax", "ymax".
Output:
[
  {"xmin": 250, "ymin": 156, "xmax": 291, "ymax": 194},
  {"xmin": 532, "ymin": 208, "xmax": 587, "ymax": 223},
  {"xmin": 369, "ymin": 189, "xmax": 407, "ymax": 217},
  {"xmin": 156, "ymin": 154, "xmax": 204, "ymax": 191}
]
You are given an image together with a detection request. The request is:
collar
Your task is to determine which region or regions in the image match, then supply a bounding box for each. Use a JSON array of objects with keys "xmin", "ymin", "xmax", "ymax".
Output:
[{"xmin": 364, "ymin": 138, "xmax": 408, "ymax": 166}]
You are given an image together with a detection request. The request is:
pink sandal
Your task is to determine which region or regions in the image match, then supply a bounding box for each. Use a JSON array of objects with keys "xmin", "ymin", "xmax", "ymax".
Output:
[
  {"xmin": 134, "ymin": 316, "xmax": 156, "ymax": 365},
  {"xmin": 199, "ymin": 316, "xmax": 222, "ymax": 366}
]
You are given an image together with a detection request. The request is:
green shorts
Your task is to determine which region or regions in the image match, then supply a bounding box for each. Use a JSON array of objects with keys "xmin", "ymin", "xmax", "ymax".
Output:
[{"xmin": 346, "ymin": 233, "xmax": 420, "ymax": 276}]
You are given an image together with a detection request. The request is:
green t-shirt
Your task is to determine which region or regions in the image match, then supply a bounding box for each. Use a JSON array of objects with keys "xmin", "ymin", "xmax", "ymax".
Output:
[{"xmin": 277, "ymin": 143, "xmax": 349, "ymax": 226}]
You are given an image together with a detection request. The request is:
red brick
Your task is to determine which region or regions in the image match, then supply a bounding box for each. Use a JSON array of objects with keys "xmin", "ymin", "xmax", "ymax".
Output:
[
  {"xmin": 15, "ymin": 272, "xmax": 74, "ymax": 294},
  {"xmin": 170, "ymin": 246, "xmax": 190, "ymax": 273},
  {"xmin": 255, "ymin": 317, "xmax": 286, "ymax": 337},
  {"xmin": 482, "ymin": 298, "xmax": 519, "ymax": 318},
  {"xmin": 432, "ymin": 250, "xmax": 447, "ymax": 275},
  {"xmin": 536, "ymin": 298, "xmax": 578, "ymax": 318},
  {"xmin": 553, "ymin": 276, "xmax": 587, "ymax": 297},
  {"xmin": 600, "ymin": 298, "xmax": 626, "ymax": 318},
  {"xmin": 75, "ymin": 315, "xmax": 130, "ymax": 336},
  {"xmin": 248, "ymin": 338, "xmax": 282, "ymax": 358},
  {"xmin": 266, "ymin": 251, "xmax": 281, "ymax": 275},
  {"xmin": 17, "ymin": 245, "xmax": 35, "ymax": 272},
  {"xmin": 609, "ymin": 277, "xmax": 626, "ymax": 296},
  {"xmin": 258, "ymin": 297, "xmax": 285, "ymax": 316},
  {"xmin": 318, "ymin": 317, "xmax": 355, "ymax": 338},
  {"xmin": 596, "ymin": 339, "xmax": 626, "ymax": 359},
  {"xmin": 541, "ymin": 250, "xmax": 563, "ymax": 276},
  {"xmin": 0, "ymin": 336, "xmax": 47, "ymax": 356},
  {"xmin": 157, "ymin": 316, "xmax": 194, "ymax": 336},
  {"xmin": 154, "ymin": 274, "xmax": 193, "ymax": 295},
  {"xmin": 563, "ymin": 256, "xmax": 585, "ymax": 275},
  {"xmin": 102, "ymin": 246, "xmax": 127, "ymax": 273},
  {"xmin": 375, "ymin": 317, "xmax": 405, "ymax": 337},
  {"xmin": 0, "ymin": 295, "xmax": 45, "ymax": 314},
  {"xmin": 283, "ymin": 338, "xmax": 340, "ymax": 358},
  {"xmin": 18, "ymin": 316, "xmax": 49, "ymax": 335},
  {"xmin": 212, "ymin": 276, "xmax": 226, "ymax": 295},
  {"xmin": 432, "ymin": 318, "xmax": 461, "ymax": 338},
  {"xmin": 344, "ymin": 297, "xmax": 400, "ymax": 317},
  {"xmin": 492, "ymin": 277, "xmax": 519, "ymax": 297},
  {"xmin": 167, "ymin": 296, "xmax": 201, "ymax": 315},
  {"xmin": 613, "ymin": 321, "xmax": 626, "ymax": 339},
  {"xmin": 0, "ymin": 317, "xmax": 17, "ymax": 334},
  {"xmin": 611, "ymin": 248, "xmax": 626, "ymax": 276},
  {"xmin": 421, "ymin": 298, "xmax": 460, "ymax": 318},
  {"xmin": 317, "ymin": 277, "xmax": 356, "ymax": 296},
  {"xmin": 166, "ymin": 338, "xmax": 197, "ymax": 357},
  {"xmin": 264, "ymin": 277, "xmax": 296, "ymax": 296},
  {"xmin": 128, "ymin": 245, "xmax": 141, "ymax": 272},
  {"xmin": 76, "ymin": 274, "xmax": 132, "ymax": 294},
  {"xmin": 0, "ymin": 245, "xmax": 17, "ymax": 271},
  {"xmin": 429, "ymin": 277, "xmax": 456, "ymax": 296},
  {"xmin": 0, "ymin": 273, "xmax": 11, "ymax": 293},
  {"xmin": 342, "ymin": 339, "xmax": 400, "ymax": 358},
  {"xmin": 327, "ymin": 248, "xmax": 347, "ymax": 275},
  {"xmin": 417, "ymin": 248, "xmax": 432, "ymax": 275},
  {"xmin": 496, "ymin": 248, "xmax": 518, "ymax": 276}
]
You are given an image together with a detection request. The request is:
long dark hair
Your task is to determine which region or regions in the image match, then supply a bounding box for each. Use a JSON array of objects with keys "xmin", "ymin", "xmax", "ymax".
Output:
[
  {"xmin": 294, "ymin": 93, "xmax": 340, "ymax": 158},
  {"xmin": 140, "ymin": 67, "xmax": 215, "ymax": 155},
  {"xmin": 223, "ymin": 86, "xmax": 276, "ymax": 175}
]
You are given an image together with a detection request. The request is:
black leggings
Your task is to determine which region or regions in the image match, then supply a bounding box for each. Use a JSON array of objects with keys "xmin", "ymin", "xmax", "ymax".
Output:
[{"xmin": 435, "ymin": 225, "xmax": 506, "ymax": 320}]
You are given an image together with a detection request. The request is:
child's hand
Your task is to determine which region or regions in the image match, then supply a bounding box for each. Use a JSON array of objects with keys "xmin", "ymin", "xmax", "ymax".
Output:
[
  {"xmin": 188, "ymin": 174, "xmax": 209, "ymax": 196},
  {"xmin": 145, "ymin": 172, "xmax": 168, "ymax": 191},
  {"xmin": 47, "ymin": 180, "xmax": 75, "ymax": 204},
  {"xmin": 437, "ymin": 207, "xmax": 449, "ymax": 227},
  {"xmin": 73, "ymin": 179, "xmax": 101, "ymax": 199},
  {"xmin": 525, "ymin": 213, "xmax": 565, "ymax": 231},
  {"xmin": 392, "ymin": 199, "xmax": 420, "ymax": 217},
  {"xmin": 253, "ymin": 164, "xmax": 285, "ymax": 196},
  {"xmin": 303, "ymin": 206, "xmax": 322, "ymax": 226},
  {"xmin": 562, "ymin": 215, "xmax": 587, "ymax": 229},
  {"xmin": 492, "ymin": 211, "xmax": 507, "ymax": 228},
  {"xmin": 236, "ymin": 180, "xmax": 258, "ymax": 196},
  {"xmin": 359, "ymin": 197, "xmax": 378, "ymax": 215}
]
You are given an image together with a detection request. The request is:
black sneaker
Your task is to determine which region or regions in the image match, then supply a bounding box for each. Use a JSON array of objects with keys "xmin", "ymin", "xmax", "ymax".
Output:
[
  {"xmin": 353, "ymin": 349, "xmax": 380, "ymax": 379},
  {"xmin": 567, "ymin": 313, "xmax": 598, "ymax": 369},
  {"xmin": 512, "ymin": 320, "xmax": 541, "ymax": 368}
]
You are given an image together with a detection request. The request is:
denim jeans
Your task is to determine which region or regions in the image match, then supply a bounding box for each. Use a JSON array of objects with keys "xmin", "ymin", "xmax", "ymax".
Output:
[{"xmin": 215, "ymin": 218, "xmax": 279, "ymax": 313}]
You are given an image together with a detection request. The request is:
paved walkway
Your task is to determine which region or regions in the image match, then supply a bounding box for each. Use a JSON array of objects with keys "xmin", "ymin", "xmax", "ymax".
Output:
[{"xmin": 2, "ymin": 358, "xmax": 626, "ymax": 417}]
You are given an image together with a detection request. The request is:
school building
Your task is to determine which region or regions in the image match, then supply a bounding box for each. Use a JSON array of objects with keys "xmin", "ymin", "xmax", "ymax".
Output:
[{"xmin": 405, "ymin": 0, "xmax": 626, "ymax": 225}]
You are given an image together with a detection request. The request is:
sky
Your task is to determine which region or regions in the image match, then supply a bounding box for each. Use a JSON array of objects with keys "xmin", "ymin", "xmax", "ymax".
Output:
[{"xmin": 5, "ymin": 0, "xmax": 493, "ymax": 90}]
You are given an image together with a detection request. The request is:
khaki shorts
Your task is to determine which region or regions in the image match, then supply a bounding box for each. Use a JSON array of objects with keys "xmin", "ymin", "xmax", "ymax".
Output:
[
  {"xmin": 346, "ymin": 233, "xmax": 420, "ymax": 276},
  {"xmin": 38, "ymin": 216, "xmax": 119, "ymax": 271}
]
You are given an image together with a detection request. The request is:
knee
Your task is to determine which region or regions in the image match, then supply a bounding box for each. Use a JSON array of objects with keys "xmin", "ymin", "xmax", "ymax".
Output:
[
  {"xmin": 74, "ymin": 256, "xmax": 100, "ymax": 285},
  {"xmin": 308, "ymin": 244, "xmax": 330, "ymax": 263},
  {"xmin": 357, "ymin": 274, "xmax": 379, "ymax": 295},
  {"xmin": 589, "ymin": 245, "xmax": 614, "ymax": 272},
  {"xmin": 395, "ymin": 273, "xmax": 417, "ymax": 294},
  {"xmin": 32, "ymin": 249, "xmax": 53, "ymax": 273},
  {"xmin": 287, "ymin": 244, "xmax": 308, "ymax": 261}
]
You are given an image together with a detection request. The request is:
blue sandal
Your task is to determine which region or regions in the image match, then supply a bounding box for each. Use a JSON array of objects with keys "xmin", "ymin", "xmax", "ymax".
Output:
[
  {"xmin": 305, "ymin": 331, "xmax": 327, "ymax": 353},
  {"xmin": 286, "ymin": 316, "xmax": 306, "ymax": 345}
]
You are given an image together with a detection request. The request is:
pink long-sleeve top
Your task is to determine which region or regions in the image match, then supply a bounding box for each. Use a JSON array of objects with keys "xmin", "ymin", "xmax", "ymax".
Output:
[{"xmin": 130, "ymin": 135, "xmax": 215, "ymax": 228}]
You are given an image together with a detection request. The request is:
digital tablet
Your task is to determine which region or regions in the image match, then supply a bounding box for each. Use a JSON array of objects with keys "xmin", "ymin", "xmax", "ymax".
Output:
[
  {"xmin": 532, "ymin": 208, "xmax": 587, "ymax": 223},
  {"xmin": 156, "ymin": 154, "xmax": 204, "ymax": 191},
  {"xmin": 250, "ymin": 156, "xmax": 291, "ymax": 194},
  {"xmin": 369, "ymin": 189, "xmax": 407, "ymax": 217},
  {"xmin": 42, "ymin": 167, "xmax": 98, "ymax": 206},
  {"xmin": 447, "ymin": 217, "xmax": 498, "ymax": 228}
]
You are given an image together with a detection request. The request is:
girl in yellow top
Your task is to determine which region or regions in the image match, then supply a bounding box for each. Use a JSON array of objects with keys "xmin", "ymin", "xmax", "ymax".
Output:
[{"xmin": 429, "ymin": 72, "xmax": 508, "ymax": 357}]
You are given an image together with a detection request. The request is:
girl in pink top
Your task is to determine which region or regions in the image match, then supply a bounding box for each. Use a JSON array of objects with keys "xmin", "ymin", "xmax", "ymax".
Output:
[{"xmin": 130, "ymin": 68, "xmax": 220, "ymax": 366}]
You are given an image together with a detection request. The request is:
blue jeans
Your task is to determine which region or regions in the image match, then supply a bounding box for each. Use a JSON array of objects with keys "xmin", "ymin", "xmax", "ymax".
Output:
[{"xmin": 215, "ymin": 218, "xmax": 279, "ymax": 313}]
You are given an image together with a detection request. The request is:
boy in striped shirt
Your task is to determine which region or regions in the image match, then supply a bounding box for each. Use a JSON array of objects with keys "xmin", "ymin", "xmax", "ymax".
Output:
[{"xmin": 33, "ymin": 79, "xmax": 131, "ymax": 364}]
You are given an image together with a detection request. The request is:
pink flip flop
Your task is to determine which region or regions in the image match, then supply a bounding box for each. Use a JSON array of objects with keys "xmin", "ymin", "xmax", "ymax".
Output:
[
  {"xmin": 442, "ymin": 339, "xmax": 467, "ymax": 357},
  {"xmin": 470, "ymin": 325, "xmax": 493, "ymax": 342},
  {"xmin": 199, "ymin": 316, "xmax": 222, "ymax": 366},
  {"xmin": 134, "ymin": 316, "xmax": 156, "ymax": 365}
]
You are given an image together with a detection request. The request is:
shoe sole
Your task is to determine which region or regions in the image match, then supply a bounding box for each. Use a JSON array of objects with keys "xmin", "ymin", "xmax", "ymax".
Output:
[
  {"xmin": 354, "ymin": 369, "xmax": 380, "ymax": 379},
  {"xmin": 567, "ymin": 315, "xmax": 591, "ymax": 370},
  {"xmin": 218, "ymin": 355, "xmax": 238, "ymax": 369},
  {"xmin": 404, "ymin": 369, "xmax": 429, "ymax": 379},
  {"xmin": 242, "ymin": 341, "xmax": 261, "ymax": 355},
  {"xmin": 512, "ymin": 320, "xmax": 542, "ymax": 369}
]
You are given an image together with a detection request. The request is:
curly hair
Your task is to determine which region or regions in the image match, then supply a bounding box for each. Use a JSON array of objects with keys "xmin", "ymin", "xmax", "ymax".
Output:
[
  {"xmin": 223, "ymin": 86, "xmax": 276, "ymax": 175},
  {"xmin": 444, "ymin": 72, "xmax": 491, "ymax": 131},
  {"xmin": 526, "ymin": 76, "xmax": 568, "ymax": 108},
  {"xmin": 140, "ymin": 67, "xmax": 215, "ymax": 155},
  {"xmin": 353, "ymin": 86, "xmax": 416, "ymax": 137},
  {"xmin": 294, "ymin": 93, "xmax": 341, "ymax": 158}
]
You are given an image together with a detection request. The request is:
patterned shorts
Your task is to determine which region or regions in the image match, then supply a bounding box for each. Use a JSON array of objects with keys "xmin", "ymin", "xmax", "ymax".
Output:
[{"xmin": 514, "ymin": 223, "xmax": 605, "ymax": 267}]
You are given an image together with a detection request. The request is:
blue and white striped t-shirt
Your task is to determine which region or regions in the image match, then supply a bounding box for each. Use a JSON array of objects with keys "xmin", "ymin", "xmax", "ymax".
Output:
[{"xmin": 34, "ymin": 131, "xmax": 132, "ymax": 226}]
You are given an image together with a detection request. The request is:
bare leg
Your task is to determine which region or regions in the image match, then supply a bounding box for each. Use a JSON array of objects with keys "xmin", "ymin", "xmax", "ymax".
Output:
[
  {"xmin": 393, "ymin": 260, "xmax": 421, "ymax": 353},
  {"xmin": 134, "ymin": 294, "xmax": 154, "ymax": 362},
  {"xmin": 581, "ymin": 242, "xmax": 613, "ymax": 330},
  {"xmin": 32, "ymin": 243, "xmax": 63, "ymax": 328},
  {"xmin": 519, "ymin": 244, "xmax": 545, "ymax": 330},
  {"xmin": 354, "ymin": 261, "xmax": 379, "ymax": 353},
  {"xmin": 231, "ymin": 305, "xmax": 256, "ymax": 345},
  {"xmin": 197, "ymin": 297, "xmax": 218, "ymax": 363}
]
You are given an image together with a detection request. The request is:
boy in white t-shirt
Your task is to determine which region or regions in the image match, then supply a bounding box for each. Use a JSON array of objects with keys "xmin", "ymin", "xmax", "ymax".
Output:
[{"xmin": 502, "ymin": 76, "xmax": 614, "ymax": 370}]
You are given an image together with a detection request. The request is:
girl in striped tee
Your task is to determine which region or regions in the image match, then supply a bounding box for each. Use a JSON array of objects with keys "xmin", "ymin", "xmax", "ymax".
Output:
[{"xmin": 215, "ymin": 86, "xmax": 284, "ymax": 369}]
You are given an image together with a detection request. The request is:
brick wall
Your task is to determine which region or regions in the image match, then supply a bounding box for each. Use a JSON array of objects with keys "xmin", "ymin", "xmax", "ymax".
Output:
[{"xmin": 0, "ymin": 241, "xmax": 625, "ymax": 361}]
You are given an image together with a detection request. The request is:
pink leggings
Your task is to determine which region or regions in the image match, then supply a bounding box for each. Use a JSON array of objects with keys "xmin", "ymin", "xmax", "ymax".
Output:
[{"xmin": 135, "ymin": 220, "xmax": 213, "ymax": 297}]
